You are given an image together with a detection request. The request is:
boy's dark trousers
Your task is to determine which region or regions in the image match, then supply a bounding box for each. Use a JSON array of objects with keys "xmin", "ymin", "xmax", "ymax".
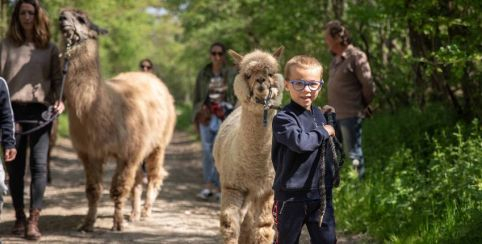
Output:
[{"xmin": 273, "ymin": 198, "xmax": 336, "ymax": 244}]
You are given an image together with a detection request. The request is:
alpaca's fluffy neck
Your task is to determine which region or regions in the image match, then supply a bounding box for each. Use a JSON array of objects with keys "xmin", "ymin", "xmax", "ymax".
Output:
[
  {"xmin": 64, "ymin": 39, "xmax": 103, "ymax": 118},
  {"xmin": 239, "ymin": 104, "xmax": 276, "ymax": 150}
]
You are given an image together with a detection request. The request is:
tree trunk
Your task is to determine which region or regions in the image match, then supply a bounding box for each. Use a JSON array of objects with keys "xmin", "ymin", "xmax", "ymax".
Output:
[{"xmin": 332, "ymin": 0, "xmax": 344, "ymax": 20}]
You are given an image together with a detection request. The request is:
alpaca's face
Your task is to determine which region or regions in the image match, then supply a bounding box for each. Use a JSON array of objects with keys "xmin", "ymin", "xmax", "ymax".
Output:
[
  {"xmin": 230, "ymin": 48, "xmax": 284, "ymax": 107},
  {"xmin": 59, "ymin": 9, "xmax": 107, "ymax": 47},
  {"xmin": 242, "ymin": 61, "xmax": 279, "ymax": 102}
]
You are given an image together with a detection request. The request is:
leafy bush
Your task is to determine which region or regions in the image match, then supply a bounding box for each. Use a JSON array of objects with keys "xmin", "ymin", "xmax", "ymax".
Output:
[
  {"xmin": 57, "ymin": 113, "xmax": 70, "ymax": 138},
  {"xmin": 334, "ymin": 105, "xmax": 482, "ymax": 243}
]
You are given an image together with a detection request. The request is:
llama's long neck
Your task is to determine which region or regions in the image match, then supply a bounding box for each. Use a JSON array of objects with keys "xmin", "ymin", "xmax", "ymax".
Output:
[
  {"xmin": 64, "ymin": 39, "xmax": 102, "ymax": 118},
  {"xmin": 239, "ymin": 104, "xmax": 276, "ymax": 153}
]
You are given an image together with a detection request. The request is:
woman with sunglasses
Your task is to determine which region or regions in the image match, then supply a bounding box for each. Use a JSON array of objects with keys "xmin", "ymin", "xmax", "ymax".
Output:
[
  {"xmin": 192, "ymin": 42, "xmax": 236, "ymax": 200},
  {"xmin": 0, "ymin": 0, "xmax": 63, "ymax": 240},
  {"xmin": 139, "ymin": 58, "xmax": 154, "ymax": 73}
]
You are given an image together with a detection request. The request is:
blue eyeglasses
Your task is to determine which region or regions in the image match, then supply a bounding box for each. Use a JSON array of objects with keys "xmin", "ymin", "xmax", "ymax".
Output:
[{"xmin": 289, "ymin": 80, "xmax": 324, "ymax": 91}]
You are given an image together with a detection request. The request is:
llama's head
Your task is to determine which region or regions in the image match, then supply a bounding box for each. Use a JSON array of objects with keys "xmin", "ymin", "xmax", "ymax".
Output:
[
  {"xmin": 58, "ymin": 9, "xmax": 108, "ymax": 48},
  {"xmin": 229, "ymin": 47, "xmax": 284, "ymax": 109}
]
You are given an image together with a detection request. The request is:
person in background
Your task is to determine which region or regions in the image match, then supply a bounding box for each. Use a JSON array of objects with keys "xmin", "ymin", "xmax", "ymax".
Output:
[
  {"xmin": 139, "ymin": 58, "xmax": 154, "ymax": 73},
  {"xmin": 324, "ymin": 20, "xmax": 375, "ymax": 179},
  {"xmin": 0, "ymin": 0, "xmax": 63, "ymax": 240},
  {"xmin": 139, "ymin": 58, "xmax": 155, "ymax": 184},
  {"xmin": 192, "ymin": 42, "xmax": 236, "ymax": 200}
]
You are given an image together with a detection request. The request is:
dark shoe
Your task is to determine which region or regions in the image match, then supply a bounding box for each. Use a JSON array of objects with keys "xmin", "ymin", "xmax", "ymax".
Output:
[
  {"xmin": 25, "ymin": 209, "xmax": 41, "ymax": 240},
  {"xmin": 11, "ymin": 209, "xmax": 26, "ymax": 235}
]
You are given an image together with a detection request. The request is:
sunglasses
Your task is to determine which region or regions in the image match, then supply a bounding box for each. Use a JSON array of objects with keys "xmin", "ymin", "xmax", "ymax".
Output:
[
  {"xmin": 289, "ymin": 80, "xmax": 324, "ymax": 92},
  {"xmin": 140, "ymin": 64, "xmax": 152, "ymax": 69},
  {"xmin": 211, "ymin": 51, "xmax": 224, "ymax": 56}
]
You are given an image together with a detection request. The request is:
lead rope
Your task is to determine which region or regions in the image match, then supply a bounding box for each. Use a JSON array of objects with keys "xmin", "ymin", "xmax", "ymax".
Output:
[
  {"xmin": 318, "ymin": 112, "xmax": 345, "ymax": 226},
  {"xmin": 329, "ymin": 136, "xmax": 344, "ymax": 187},
  {"xmin": 15, "ymin": 57, "xmax": 70, "ymax": 135},
  {"xmin": 318, "ymin": 140, "xmax": 327, "ymax": 227}
]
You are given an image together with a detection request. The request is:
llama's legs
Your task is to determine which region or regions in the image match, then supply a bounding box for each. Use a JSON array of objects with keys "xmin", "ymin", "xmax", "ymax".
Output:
[
  {"xmin": 110, "ymin": 159, "xmax": 139, "ymax": 231},
  {"xmin": 129, "ymin": 168, "xmax": 143, "ymax": 222},
  {"xmin": 239, "ymin": 206, "xmax": 254, "ymax": 244},
  {"xmin": 78, "ymin": 152, "xmax": 104, "ymax": 232},
  {"xmin": 220, "ymin": 187, "xmax": 249, "ymax": 244},
  {"xmin": 251, "ymin": 191, "xmax": 275, "ymax": 244},
  {"xmin": 141, "ymin": 146, "xmax": 167, "ymax": 218}
]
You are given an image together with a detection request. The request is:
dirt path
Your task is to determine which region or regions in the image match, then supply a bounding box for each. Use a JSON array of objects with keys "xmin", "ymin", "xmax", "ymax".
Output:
[{"xmin": 0, "ymin": 132, "xmax": 367, "ymax": 243}]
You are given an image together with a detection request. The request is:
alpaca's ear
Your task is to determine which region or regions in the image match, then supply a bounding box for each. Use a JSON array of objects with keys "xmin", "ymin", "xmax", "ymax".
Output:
[
  {"xmin": 90, "ymin": 22, "xmax": 108, "ymax": 35},
  {"xmin": 90, "ymin": 24, "xmax": 109, "ymax": 35},
  {"xmin": 228, "ymin": 49, "xmax": 243, "ymax": 64},
  {"xmin": 272, "ymin": 46, "xmax": 284, "ymax": 60},
  {"xmin": 233, "ymin": 74, "xmax": 250, "ymax": 103}
]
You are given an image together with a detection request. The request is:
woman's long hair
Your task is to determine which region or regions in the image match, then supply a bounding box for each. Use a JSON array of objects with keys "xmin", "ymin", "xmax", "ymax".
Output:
[{"xmin": 6, "ymin": 0, "xmax": 51, "ymax": 48}]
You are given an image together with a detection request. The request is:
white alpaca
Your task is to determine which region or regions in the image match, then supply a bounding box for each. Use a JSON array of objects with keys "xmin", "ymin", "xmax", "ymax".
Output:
[{"xmin": 213, "ymin": 47, "xmax": 284, "ymax": 244}]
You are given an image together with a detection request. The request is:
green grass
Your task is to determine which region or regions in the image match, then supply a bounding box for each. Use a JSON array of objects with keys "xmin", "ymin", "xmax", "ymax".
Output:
[{"xmin": 334, "ymin": 104, "xmax": 482, "ymax": 243}]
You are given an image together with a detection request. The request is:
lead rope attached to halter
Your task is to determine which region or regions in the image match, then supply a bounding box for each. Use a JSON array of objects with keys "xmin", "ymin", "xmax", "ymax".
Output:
[
  {"xmin": 262, "ymin": 88, "xmax": 273, "ymax": 127},
  {"xmin": 260, "ymin": 86, "xmax": 281, "ymax": 127},
  {"xmin": 318, "ymin": 113, "xmax": 345, "ymax": 226},
  {"xmin": 15, "ymin": 57, "xmax": 70, "ymax": 135}
]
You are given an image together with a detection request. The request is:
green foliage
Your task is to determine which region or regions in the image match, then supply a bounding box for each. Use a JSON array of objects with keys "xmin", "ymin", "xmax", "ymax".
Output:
[
  {"xmin": 57, "ymin": 113, "xmax": 69, "ymax": 138},
  {"xmin": 175, "ymin": 101, "xmax": 194, "ymax": 133},
  {"xmin": 335, "ymin": 106, "xmax": 482, "ymax": 242}
]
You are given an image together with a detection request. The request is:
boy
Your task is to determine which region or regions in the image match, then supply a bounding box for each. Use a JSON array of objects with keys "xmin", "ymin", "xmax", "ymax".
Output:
[
  {"xmin": 272, "ymin": 56, "xmax": 336, "ymax": 243},
  {"xmin": 0, "ymin": 77, "xmax": 17, "ymax": 221}
]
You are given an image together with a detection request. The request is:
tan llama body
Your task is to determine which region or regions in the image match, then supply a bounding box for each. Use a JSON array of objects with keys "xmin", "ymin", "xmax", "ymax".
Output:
[{"xmin": 59, "ymin": 9, "xmax": 176, "ymax": 231}]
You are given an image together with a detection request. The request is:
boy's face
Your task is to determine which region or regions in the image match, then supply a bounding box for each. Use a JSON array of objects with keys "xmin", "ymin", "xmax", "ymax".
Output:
[{"xmin": 285, "ymin": 66, "xmax": 322, "ymax": 111}]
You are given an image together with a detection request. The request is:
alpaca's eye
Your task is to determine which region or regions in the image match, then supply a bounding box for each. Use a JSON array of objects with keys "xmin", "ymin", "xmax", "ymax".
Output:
[
  {"xmin": 268, "ymin": 73, "xmax": 273, "ymax": 77},
  {"xmin": 244, "ymin": 74, "xmax": 251, "ymax": 80},
  {"xmin": 77, "ymin": 16, "xmax": 86, "ymax": 24}
]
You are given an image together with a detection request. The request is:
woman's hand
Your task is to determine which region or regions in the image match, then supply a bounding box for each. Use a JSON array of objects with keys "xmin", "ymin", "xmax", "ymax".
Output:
[{"xmin": 53, "ymin": 101, "xmax": 65, "ymax": 114}]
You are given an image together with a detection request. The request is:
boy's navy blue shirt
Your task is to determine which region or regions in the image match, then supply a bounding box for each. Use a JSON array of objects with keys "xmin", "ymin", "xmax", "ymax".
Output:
[
  {"xmin": 0, "ymin": 78, "xmax": 15, "ymax": 150},
  {"xmin": 272, "ymin": 100, "xmax": 333, "ymax": 201}
]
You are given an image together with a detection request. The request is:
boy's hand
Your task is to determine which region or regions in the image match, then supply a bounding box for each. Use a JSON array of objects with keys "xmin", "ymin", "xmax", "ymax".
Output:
[
  {"xmin": 4, "ymin": 148, "xmax": 17, "ymax": 162},
  {"xmin": 323, "ymin": 124, "xmax": 336, "ymax": 137},
  {"xmin": 320, "ymin": 105, "xmax": 336, "ymax": 113}
]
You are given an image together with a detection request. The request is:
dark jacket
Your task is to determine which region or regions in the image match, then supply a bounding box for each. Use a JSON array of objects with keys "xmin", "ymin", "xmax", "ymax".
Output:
[
  {"xmin": 0, "ymin": 77, "xmax": 15, "ymax": 149},
  {"xmin": 272, "ymin": 101, "xmax": 333, "ymax": 201}
]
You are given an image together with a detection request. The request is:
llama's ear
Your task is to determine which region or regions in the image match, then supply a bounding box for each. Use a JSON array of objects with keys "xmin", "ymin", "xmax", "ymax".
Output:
[
  {"xmin": 228, "ymin": 49, "xmax": 243, "ymax": 64},
  {"xmin": 90, "ymin": 23, "xmax": 108, "ymax": 35},
  {"xmin": 272, "ymin": 46, "xmax": 284, "ymax": 60}
]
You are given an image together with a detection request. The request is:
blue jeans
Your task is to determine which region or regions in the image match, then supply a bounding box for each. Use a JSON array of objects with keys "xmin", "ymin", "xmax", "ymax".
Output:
[
  {"xmin": 199, "ymin": 115, "xmax": 220, "ymax": 188},
  {"xmin": 335, "ymin": 117, "xmax": 364, "ymax": 168},
  {"xmin": 8, "ymin": 103, "xmax": 51, "ymax": 210}
]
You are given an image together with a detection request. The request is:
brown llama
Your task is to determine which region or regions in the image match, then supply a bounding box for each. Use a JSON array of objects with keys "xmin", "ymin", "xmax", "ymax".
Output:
[
  {"xmin": 58, "ymin": 9, "xmax": 176, "ymax": 231},
  {"xmin": 213, "ymin": 47, "xmax": 284, "ymax": 243}
]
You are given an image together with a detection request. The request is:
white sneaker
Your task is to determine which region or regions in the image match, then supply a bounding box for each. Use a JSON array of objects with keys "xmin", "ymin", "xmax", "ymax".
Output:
[
  {"xmin": 196, "ymin": 189, "xmax": 212, "ymax": 200},
  {"xmin": 214, "ymin": 192, "xmax": 221, "ymax": 201}
]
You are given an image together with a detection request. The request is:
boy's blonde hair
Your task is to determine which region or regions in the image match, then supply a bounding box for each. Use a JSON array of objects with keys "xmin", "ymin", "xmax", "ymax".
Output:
[{"xmin": 284, "ymin": 55, "xmax": 323, "ymax": 80}]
